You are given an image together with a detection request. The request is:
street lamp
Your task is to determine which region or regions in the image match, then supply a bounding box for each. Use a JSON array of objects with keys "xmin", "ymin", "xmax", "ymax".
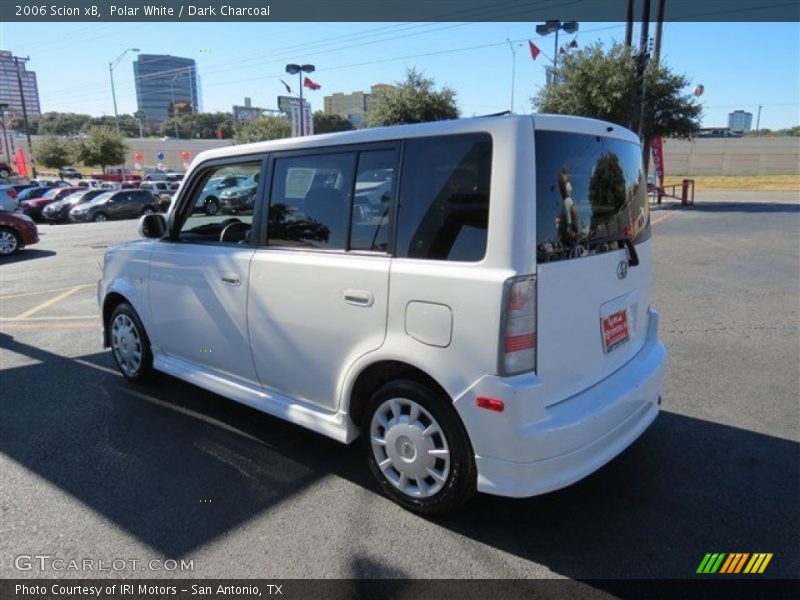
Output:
[
  {"xmin": 535, "ymin": 20, "xmax": 578, "ymax": 81},
  {"xmin": 170, "ymin": 69, "xmax": 190, "ymax": 140},
  {"xmin": 285, "ymin": 63, "xmax": 315, "ymax": 136},
  {"xmin": 109, "ymin": 48, "xmax": 140, "ymax": 133}
]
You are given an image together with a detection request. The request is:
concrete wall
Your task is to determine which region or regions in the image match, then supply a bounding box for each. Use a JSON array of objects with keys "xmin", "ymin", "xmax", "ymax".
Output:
[{"xmin": 663, "ymin": 137, "xmax": 800, "ymax": 176}]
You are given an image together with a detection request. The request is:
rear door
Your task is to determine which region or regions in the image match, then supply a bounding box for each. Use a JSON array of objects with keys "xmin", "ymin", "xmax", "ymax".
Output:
[
  {"xmin": 533, "ymin": 126, "xmax": 652, "ymax": 406},
  {"xmin": 247, "ymin": 144, "xmax": 397, "ymax": 411}
]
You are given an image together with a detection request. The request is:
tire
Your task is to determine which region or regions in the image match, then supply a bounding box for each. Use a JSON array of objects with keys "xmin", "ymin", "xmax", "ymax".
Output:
[
  {"xmin": 0, "ymin": 168, "xmax": 10, "ymax": 179},
  {"xmin": 108, "ymin": 302, "xmax": 156, "ymax": 384},
  {"xmin": 362, "ymin": 379, "xmax": 476, "ymax": 515},
  {"xmin": 0, "ymin": 227, "xmax": 21, "ymax": 256},
  {"xmin": 92, "ymin": 212, "xmax": 108, "ymax": 222},
  {"xmin": 141, "ymin": 205, "xmax": 156, "ymax": 216},
  {"xmin": 204, "ymin": 197, "xmax": 219, "ymax": 216}
]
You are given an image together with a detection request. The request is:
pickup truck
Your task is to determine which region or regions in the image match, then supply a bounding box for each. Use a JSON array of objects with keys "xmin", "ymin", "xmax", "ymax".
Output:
[{"xmin": 90, "ymin": 168, "xmax": 142, "ymax": 186}]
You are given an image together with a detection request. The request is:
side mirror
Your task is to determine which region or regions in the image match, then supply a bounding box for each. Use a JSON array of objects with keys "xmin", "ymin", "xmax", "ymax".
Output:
[{"xmin": 139, "ymin": 213, "xmax": 167, "ymax": 239}]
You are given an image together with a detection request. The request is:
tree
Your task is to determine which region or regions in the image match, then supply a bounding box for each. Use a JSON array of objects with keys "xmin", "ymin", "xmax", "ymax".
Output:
[
  {"xmin": 533, "ymin": 42, "xmax": 701, "ymax": 150},
  {"xmin": 234, "ymin": 115, "xmax": 291, "ymax": 144},
  {"xmin": 313, "ymin": 111, "xmax": 355, "ymax": 134},
  {"xmin": 35, "ymin": 112, "xmax": 91, "ymax": 136},
  {"xmin": 33, "ymin": 135, "xmax": 77, "ymax": 169},
  {"xmin": 160, "ymin": 112, "xmax": 234, "ymax": 139},
  {"xmin": 367, "ymin": 68, "xmax": 459, "ymax": 127},
  {"xmin": 75, "ymin": 127, "xmax": 127, "ymax": 172}
]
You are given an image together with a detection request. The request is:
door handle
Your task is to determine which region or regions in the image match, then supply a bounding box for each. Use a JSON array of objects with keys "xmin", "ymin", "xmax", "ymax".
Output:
[
  {"xmin": 221, "ymin": 274, "xmax": 241, "ymax": 286},
  {"xmin": 344, "ymin": 289, "xmax": 374, "ymax": 307}
]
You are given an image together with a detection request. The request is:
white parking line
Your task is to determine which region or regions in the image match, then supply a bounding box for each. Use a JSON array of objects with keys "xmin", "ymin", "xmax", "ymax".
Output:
[{"xmin": 13, "ymin": 285, "xmax": 93, "ymax": 320}]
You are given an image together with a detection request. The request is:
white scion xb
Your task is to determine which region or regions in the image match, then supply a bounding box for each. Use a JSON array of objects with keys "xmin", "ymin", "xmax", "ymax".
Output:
[{"xmin": 99, "ymin": 114, "xmax": 667, "ymax": 514}]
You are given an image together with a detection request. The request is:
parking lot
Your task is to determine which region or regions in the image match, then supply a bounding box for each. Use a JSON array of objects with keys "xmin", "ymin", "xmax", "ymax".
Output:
[{"xmin": 1, "ymin": 191, "xmax": 798, "ymax": 579}]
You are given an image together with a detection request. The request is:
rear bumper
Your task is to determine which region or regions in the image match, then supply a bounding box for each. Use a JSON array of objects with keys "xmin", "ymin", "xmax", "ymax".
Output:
[{"xmin": 454, "ymin": 308, "xmax": 666, "ymax": 498}]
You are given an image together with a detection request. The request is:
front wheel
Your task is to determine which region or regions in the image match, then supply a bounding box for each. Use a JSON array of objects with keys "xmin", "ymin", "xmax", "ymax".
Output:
[
  {"xmin": 92, "ymin": 212, "xmax": 108, "ymax": 222},
  {"xmin": 362, "ymin": 379, "xmax": 476, "ymax": 515},
  {"xmin": 141, "ymin": 206, "xmax": 156, "ymax": 216},
  {"xmin": 109, "ymin": 302, "xmax": 156, "ymax": 384},
  {"xmin": 0, "ymin": 227, "xmax": 21, "ymax": 255},
  {"xmin": 204, "ymin": 197, "xmax": 219, "ymax": 216}
]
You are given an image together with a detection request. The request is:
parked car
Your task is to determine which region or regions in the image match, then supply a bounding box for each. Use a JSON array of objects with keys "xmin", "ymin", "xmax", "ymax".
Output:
[
  {"xmin": 90, "ymin": 167, "xmax": 142, "ymax": 186},
  {"xmin": 59, "ymin": 166, "xmax": 83, "ymax": 179},
  {"xmin": 69, "ymin": 189, "xmax": 159, "ymax": 222},
  {"xmin": 99, "ymin": 114, "xmax": 666, "ymax": 515},
  {"xmin": 219, "ymin": 174, "xmax": 259, "ymax": 214},
  {"xmin": 17, "ymin": 186, "xmax": 54, "ymax": 202},
  {"xmin": 142, "ymin": 167, "xmax": 168, "ymax": 182},
  {"xmin": 169, "ymin": 181, "xmax": 181, "ymax": 193},
  {"xmin": 42, "ymin": 188, "xmax": 106, "ymax": 223},
  {"xmin": 0, "ymin": 162, "xmax": 14, "ymax": 179},
  {"xmin": 0, "ymin": 209, "xmax": 38, "ymax": 256},
  {"xmin": 165, "ymin": 169, "xmax": 184, "ymax": 183},
  {"xmin": 193, "ymin": 175, "xmax": 249, "ymax": 215},
  {"xmin": 20, "ymin": 186, "xmax": 86, "ymax": 221},
  {"xmin": 0, "ymin": 185, "xmax": 20, "ymax": 212},
  {"xmin": 77, "ymin": 179, "xmax": 107, "ymax": 189}
]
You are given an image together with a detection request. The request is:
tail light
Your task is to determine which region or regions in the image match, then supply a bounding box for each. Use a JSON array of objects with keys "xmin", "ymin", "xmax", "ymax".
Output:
[
  {"xmin": 498, "ymin": 275, "xmax": 537, "ymax": 376},
  {"xmin": 7, "ymin": 190, "xmax": 17, "ymax": 199}
]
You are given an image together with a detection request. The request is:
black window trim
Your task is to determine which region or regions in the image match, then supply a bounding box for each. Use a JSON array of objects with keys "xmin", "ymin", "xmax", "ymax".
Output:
[{"xmin": 257, "ymin": 140, "xmax": 401, "ymax": 255}]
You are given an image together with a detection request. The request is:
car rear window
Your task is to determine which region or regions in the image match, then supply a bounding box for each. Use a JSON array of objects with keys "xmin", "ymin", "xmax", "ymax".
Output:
[{"xmin": 535, "ymin": 130, "xmax": 650, "ymax": 263}]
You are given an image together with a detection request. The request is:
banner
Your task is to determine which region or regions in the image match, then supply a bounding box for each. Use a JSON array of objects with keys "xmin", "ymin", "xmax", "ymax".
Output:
[
  {"xmin": 289, "ymin": 98, "xmax": 313, "ymax": 137},
  {"xmin": 651, "ymin": 136, "xmax": 665, "ymax": 189},
  {"xmin": 14, "ymin": 148, "xmax": 28, "ymax": 177}
]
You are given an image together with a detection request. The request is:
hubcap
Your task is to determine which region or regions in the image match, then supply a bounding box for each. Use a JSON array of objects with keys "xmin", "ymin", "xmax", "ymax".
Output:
[
  {"xmin": 0, "ymin": 231, "xmax": 18, "ymax": 255},
  {"xmin": 370, "ymin": 397, "xmax": 450, "ymax": 498},
  {"xmin": 95, "ymin": 214, "xmax": 107, "ymax": 222},
  {"xmin": 111, "ymin": 314, "xmax": 143, "ymax": 377}
]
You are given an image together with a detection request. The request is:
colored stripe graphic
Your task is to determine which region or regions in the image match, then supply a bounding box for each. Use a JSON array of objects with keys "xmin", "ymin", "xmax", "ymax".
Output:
[
  {"xmin": 699, "ymin": 553, "xmax": 773, "ymax": 574},
  {"xmin": 744, "ymin": 553, "xmax": 773, "ymax": 574},
  {"xmin": 697, "ymin": 553, "xmax": 727, "ymax": 573}
]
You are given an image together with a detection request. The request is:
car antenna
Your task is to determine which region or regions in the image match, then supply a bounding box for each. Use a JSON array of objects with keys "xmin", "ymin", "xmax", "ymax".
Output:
[{"xmin": 473, "ymin": 110, "xmax": 512, "ymax": 118}]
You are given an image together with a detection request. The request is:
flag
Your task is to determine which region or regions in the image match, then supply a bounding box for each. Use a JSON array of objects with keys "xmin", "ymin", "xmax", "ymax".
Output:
[
  {"xmin": 304, "ymin": 77, "xmax": 321, "ymax": 91},
  {"xmin": 569, "ymin": 39, "xmax": 578, "ymax": 49},
  {"xmin": 280, "ymin": 79, "xmax": 292, "ymax": 93},
  {"xmin": 559, "ymin": 46, "xmax": 566, "ymax": 55},
  {"xmin": 528, "ymin": 40, "xmax": 541, "ymax": 60}
]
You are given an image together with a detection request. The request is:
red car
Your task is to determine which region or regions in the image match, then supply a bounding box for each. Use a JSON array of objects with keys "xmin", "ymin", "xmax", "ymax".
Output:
[
  {"xmin": 0, "ymin": 210, "xmax": 39, "ymax": 256},
  {"xmin": 91, "ymin": 167, "xmax": 142, "ymax": 187},
  {"xmin": 20, "ymin": 186, "xmax": 86, "ymax": 221}
]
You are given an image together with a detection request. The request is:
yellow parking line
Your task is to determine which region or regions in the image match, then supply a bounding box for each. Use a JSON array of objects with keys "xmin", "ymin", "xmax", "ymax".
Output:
[
  {"xmin": 14, "ymin": 285, "xmax": 90, "ymax": 320},
  {"xmin": 0, "ymin": 284, "xmax": 93, "ymax": 300}
]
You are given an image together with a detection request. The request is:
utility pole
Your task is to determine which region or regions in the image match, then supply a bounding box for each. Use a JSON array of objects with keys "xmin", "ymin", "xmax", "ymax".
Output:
[
  {"xmin": 625, "ymin": 0, "xmax": 635, "ymax": 47},
  {"xmin": 653, "ymin": 0, "xmax": 666, "ymax": 62},
  {"xmin": 0, "ymin": 104, "xmax": 11, "ymax": 166},
  {"xmin": 755, "ymin": 105, "xmax": 762, "ymax": 132},
  {"xmin": 506, "ymin": 39, "xmax": 517, "ymax": 113},
  {"xmin": 13, "ymin": 55, "xmax": 36, "ymax": 177}
]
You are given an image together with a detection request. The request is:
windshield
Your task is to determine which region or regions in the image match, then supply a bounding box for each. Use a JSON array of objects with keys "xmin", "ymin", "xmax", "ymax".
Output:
[
  {"xmin": 535, "ymin": 130, "xmax": 650, "ymax": 263},
  {"xmin": 84, "ymin": 191, "xmax": 115, "ymax": 205},
  {"xmin": 42, "ymin": 188, "xmax": 61, "ymax": 199}
]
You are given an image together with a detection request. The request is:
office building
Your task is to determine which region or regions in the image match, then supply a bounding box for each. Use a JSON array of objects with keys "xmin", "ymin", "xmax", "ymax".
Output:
[
  {"xmin": 0, "ymin": 51, "xmax": 41, "ymax": 117},
  {"xmin": 323, "ymin": 84, "xmax": 395, "ymax": 127},
  {"xmin": 728, "ymin": 110, "xmax": 753, "ymax": 133},
  {"xmin": 133, "ymin": 54, "xmax": 199, "ymax": 126}
]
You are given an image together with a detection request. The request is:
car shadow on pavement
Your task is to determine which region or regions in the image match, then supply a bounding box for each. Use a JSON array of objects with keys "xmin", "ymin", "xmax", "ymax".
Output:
[
  {"xmin": 1, "ymin": 332, "xmax": 798, "ymax": 578},
  {"xmin": 1, "ymin": 249, "xmax": 56, "ymax": 264}
]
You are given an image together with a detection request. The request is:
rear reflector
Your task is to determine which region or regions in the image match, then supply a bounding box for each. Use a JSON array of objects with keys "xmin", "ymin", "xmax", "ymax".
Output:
[
  {"xmin": 499, "ymin": 275, "xmax": 537, "ymax": 376},
  {"xmin": 476, "ymin": 397, "xmax": 505, "ymax": 412}
]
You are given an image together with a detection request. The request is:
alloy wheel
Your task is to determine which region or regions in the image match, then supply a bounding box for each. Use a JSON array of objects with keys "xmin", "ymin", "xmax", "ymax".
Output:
[{"xmin": 0, "ymin": 230, "xmax": 19, "ymax": 255}]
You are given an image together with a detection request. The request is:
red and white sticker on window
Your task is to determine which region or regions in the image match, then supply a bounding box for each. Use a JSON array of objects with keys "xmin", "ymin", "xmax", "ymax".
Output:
[{"xmin": 602, "ymin": 309, "xmax": 630, "ymax": 353}]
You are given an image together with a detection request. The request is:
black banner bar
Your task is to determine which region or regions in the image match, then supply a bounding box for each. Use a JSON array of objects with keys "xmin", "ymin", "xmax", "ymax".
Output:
[{"xmin": 1, "ymin": 0, "xmax": 799, "ymax": 23}]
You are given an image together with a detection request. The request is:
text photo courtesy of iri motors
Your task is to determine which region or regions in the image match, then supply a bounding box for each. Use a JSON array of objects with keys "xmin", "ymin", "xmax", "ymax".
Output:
[{"xmin": 0, "ymin": 1, "xmax": 798, "ymax": 599}]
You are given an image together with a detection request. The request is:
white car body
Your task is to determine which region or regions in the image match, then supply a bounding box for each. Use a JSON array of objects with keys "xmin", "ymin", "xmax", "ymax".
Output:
[{"xmin": 99, "ymin": 115, "xmax": 666, "ymax": 499}]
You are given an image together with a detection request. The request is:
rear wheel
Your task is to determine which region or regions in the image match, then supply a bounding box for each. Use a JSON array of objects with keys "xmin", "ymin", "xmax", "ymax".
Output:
[
  {"xmin": 362, "ymin": 379, "xmax": 476, "ymax": 515},
  {"xmin": 109, "ymin": 302, "xmax": 156, "ymax": 384},
  {"xmin": 0, "ymin": 168, "xmax": 11, "ymax": 178},
  {"xmin": 204, "ymin": 197, "xmax": 219, "ymax": 216},
  {"xmin": 92, "ymin": 212, "xmax": 108, "ymax": 222},
  {"xmin": 0, "ymin": 227, "xmax": 21, "ymax": 255},
  {"xmin": 142, "ymin": 205, "xmax": 156, "ymax": 216}
]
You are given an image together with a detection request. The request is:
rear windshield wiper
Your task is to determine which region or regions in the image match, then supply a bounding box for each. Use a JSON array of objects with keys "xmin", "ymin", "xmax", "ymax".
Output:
[{"xmin": 587, "ymin": 235, "xmax": 640, "ymax": 267}]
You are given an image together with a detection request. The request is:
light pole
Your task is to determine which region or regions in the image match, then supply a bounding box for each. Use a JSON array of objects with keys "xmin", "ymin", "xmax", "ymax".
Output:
[
  {"xmin": 109, "ymin": 48, "xmax": 140, "ymax": 133},
  {"xmin": 285, "ymin": 63, "xmax": 315, "ymax": 136},
  {"xmin": 506, "ymin": 39, "xmax": 520, "ymax": 113},
  {"xmin": 170, "ymin": 71, "xmax": 185, "ymax": 139},
  {"xmin": 535, "ymin": 20, "xmax": 579, "ymax": 83},
  {"xmin": 0, "ymin": 103, "xmax": 11, "ymax": 167}
]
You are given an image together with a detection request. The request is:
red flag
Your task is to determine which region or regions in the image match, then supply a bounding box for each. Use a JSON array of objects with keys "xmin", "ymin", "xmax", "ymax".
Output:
[
  {"xmin": 14, "ymin": 148, "xmax": 27, "ymax": 177},
  {"xmin": 303, "ymin": 77, "xmax": 321, "ymax": 91},
  {"xmin": 569, "ymin": 39, "xmax": 578, "ymax": 49},
  {"xmin": 528, "ymin": 41, "xmax": 541, "ymax": 60}
]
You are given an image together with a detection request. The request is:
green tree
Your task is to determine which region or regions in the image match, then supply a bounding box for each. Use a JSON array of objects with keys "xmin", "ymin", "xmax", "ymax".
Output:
[
  {"xmin": 313, "ymin": 111, "xmax": 355, "ymax": 134},
  {"xmin": 533, "ymin": 42, "xmax": 701, "ymax": 153},
  {"xmin": 33, "ymin": 135, "xmax": 77, "ymax": 170},
  {"xmin": 35, "ymin": 112, "xmax": 91, "ymax": 136},
  {"xmin": 160, "ymin": 112, "xmax": 235, "ymax": 139},
  {"xmin": 234, "ymin": 115, "xmax": 291, "ymax": 144},
  {"xmin": 366, "ymin": 68, "xmax": 459, "ymax": 127},
  {"xmin": 75, "ymin": 126, "xmax": 127, "ymax": 172}
]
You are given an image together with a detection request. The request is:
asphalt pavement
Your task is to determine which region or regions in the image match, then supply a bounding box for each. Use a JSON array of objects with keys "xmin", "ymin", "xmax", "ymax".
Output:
[{"xmin": 1, "ymin": 191, "xmax": 798, "ymax": 579}]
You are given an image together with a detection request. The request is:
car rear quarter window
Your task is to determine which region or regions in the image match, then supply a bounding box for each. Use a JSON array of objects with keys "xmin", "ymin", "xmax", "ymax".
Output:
[
  {"xmin": 535, "ymin": 130, "xmax": 650, "ymax": 263},
  {"xmin": 395, "ymin": 133, "xmax": 492, "ymax": 262}
]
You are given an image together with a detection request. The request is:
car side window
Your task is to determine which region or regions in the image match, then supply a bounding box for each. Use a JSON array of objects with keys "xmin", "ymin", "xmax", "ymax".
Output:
[
  {"xmin": 396, "ymin": 133, "xmax": 492, "ymax": 262},
  {"xmin": 350, "ymin": 150, "xmax": 396, "ymax": 252},
  {"xmin": 268, "ymin": 152, "xmax": 356, "ymax": 250},
  {"xmin": 175, "ymin": 160, "xmax": 262, "ymax": 245}
]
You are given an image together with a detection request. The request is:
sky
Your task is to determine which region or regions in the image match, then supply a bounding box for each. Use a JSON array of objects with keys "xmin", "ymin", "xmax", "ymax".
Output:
[{"xmin": 1, "ymin": 20, "xmax": 799, "ymax": 129}]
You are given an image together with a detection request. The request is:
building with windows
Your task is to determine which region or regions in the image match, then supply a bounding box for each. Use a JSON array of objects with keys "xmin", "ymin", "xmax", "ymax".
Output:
[
  {"xmin": 728, "ymin": 110, "xmax": 753, "ymax": 132},
  {"xmin": 133, "ymin": 54, "xmax": 200, "ymax": 126},
  {"xmin": 0, "ymin": 51, "xmax": 41, "ymax": 118},
  {"xmin": 323, "ymin": 84, "xmax": 395, "ymax": 127}
]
